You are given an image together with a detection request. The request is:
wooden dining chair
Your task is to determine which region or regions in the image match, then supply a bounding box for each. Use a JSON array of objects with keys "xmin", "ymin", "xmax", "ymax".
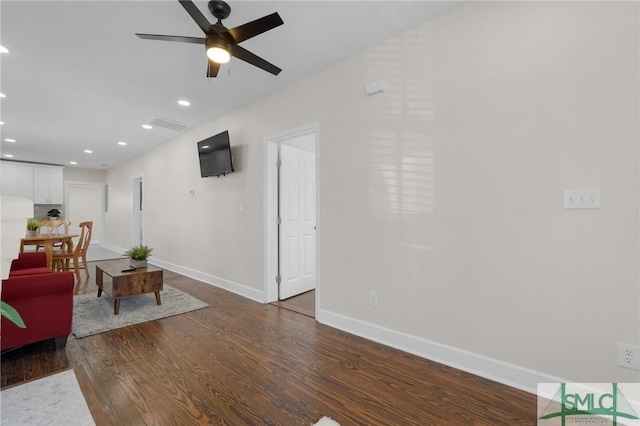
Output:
[
  {"xmin": 52, "ymin": 221, "xmax": 92, "ymax": 282},
  {"xmin": 39, "ymin": 219, "xmax": 70, "ymax": 235},
  {"xmin": 37, "ymin": 219, "xmax": 71, "ymax": 251}
]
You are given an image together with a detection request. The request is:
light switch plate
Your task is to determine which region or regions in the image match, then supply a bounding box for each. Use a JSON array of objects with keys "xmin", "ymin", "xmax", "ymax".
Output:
[{"xmin": 564, "ymin": 188, "xmax": 601, "ymax": 209}]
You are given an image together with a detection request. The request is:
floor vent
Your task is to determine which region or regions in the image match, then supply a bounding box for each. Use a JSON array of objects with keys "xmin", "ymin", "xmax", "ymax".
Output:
[{"xmin": 147, "ymin": 116, "xmax": 190, "ymax": 132}]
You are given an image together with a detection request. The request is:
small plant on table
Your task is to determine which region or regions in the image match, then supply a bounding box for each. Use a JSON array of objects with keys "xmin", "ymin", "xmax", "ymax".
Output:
[
  {"xmin": 26, "ymin": 218, "xmax": 41, "ymax": 236},
  {"xmin": 125, "ymin": 244, "xmax": 153, "ymax": 268}
]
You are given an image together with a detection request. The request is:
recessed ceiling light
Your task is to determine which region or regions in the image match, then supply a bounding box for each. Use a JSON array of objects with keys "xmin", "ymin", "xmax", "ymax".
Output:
[
  {"xmin": 69, "ymin": 161, "xmax": 77, "ymax": 165},
  {"xmin": 0, "ymin": 93, "xmax": 6, "ymax": 98},
  {"xmin": 4, "ymin": 154, "xmax": 14, "ymax": 158},
  {"xmin": 84, "ymin": 150, "xmax": 93, "ymax": 154},
  {"xmin": 0, "ymin": 46, "xmax": 8, "ymax": 54},
  {"xmin": 4, "ymin": 138, "xmax": 16, "ymax": 143},
  {"xmin": 118, "ymin": 141, "xmax": 127, "ymax": 146},
  {"xmin": 142, "ymin": 124, "xmax": 152, "ymax": 130},
  {"xmin": 178, "ymin": 100, "xmax": 191, "ymax": 106}
]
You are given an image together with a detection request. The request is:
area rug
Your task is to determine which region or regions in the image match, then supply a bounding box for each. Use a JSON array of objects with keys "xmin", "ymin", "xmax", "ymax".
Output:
[
  {"xmin": 0, "ymin": 369, "xmax": 95, "ymax": 426},
  {"xmin": 313, "ymin": 417, "xmax": 340, "ymax": 426},
  {"xmin": 72, "ymin": 285, "xmax": 209, "ymax": 338}
]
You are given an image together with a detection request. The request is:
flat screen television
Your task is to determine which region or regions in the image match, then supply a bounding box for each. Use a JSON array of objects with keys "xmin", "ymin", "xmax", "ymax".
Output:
[{"xmin": 197, "ymin": 130, "xmax": 234, "ymax": 177}]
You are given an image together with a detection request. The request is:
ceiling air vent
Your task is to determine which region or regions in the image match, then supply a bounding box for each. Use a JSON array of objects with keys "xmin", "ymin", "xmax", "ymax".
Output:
[{"xmin": 147, "ymin": 116, "xmax": 190, "ymax": 132}]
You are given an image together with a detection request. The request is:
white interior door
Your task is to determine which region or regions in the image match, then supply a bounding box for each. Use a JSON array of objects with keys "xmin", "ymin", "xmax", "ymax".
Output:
[
  {"xmin": 279, "ymin": 144, "xmax": 316, "ymax": 299},
  {"xmin": 67, "ymin": 184, "xmax": 103, "ymax": 244}
]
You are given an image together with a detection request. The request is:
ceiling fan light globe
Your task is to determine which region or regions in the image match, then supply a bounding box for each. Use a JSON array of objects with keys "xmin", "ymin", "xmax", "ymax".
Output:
[{"xmin": 207, "ymin": 47, "xmax": 230, "ymax": 64}]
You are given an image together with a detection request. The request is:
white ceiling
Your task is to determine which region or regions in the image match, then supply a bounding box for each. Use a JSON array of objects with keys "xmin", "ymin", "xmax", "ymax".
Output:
[{"xmin": 0, "ymin": 1, "xmax": 461, "ymax": 170}]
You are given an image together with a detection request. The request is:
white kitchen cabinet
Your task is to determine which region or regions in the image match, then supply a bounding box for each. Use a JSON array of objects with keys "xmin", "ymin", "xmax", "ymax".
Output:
[
  {"xmin": 33, "ymin": 166, "xmax": 63, "ymax": 204},
  {"xmin": 19, "ymin": 166, "xmax": 34, "ymax": 199},
  {"xmin": 0, "ymin": 162, "xmax": 35, "ymax": 199},
  {"xmin": 0, "ymin": 163, "xmax": 18, "ymax": 196}
]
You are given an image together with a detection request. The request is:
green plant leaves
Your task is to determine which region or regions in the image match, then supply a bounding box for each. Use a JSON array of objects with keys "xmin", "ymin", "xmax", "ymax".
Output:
[
  {"xmin": 125, "ymin": 244, "xmax": 153, "ymax": 261},
  {"xmin": 1, "ymin": 301, "xmax": 26, "ymax": 328}
]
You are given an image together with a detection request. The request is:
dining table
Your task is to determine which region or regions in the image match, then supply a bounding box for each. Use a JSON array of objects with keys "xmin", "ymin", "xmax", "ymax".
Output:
[{"xmin": 20, "ymin": 233, "xmax": 78, "ymax": 270}]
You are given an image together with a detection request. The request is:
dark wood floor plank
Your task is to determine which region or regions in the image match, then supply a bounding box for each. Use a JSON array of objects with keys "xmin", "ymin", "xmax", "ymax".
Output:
[
  {"xmin": 1, "ymin": 262, "xmax": 537, "ymax": 425},
  {"xmin": 73, "ymin": 364, "xmax": 119, "ymax": 425}
]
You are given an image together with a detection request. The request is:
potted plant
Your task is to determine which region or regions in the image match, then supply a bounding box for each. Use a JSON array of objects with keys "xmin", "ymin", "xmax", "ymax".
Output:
[
  {"xmin": 47, "ymin": 208, "xmax": 61, "ymax": 219},
  {"xmin": 125, "ymin": 244, "xmax": 153, "ymax": 268},
  {"xmin": 26, "ymin": 218, "xmax": 41, "ymax": 237}
]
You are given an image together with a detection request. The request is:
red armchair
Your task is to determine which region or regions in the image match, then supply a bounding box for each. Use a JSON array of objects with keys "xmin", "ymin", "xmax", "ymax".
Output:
[
  {"xmin": 9, "ymin": 252, "xmax": 53, "ymax": 277},
  {"xmin": 1, "ymin": 252, "xmax": 75, "ymax": 351}
]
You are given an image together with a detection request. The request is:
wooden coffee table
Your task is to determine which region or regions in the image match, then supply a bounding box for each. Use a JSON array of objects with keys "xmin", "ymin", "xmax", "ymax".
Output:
[{"xmin": 95, "ymin": 259, "xmax": 163, "ymax": 315}]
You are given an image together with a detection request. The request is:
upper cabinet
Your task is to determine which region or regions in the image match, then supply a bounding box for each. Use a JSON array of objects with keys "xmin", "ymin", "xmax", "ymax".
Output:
[
  {"xmin": 33, "ymin": 166, "xmax": 63, "ymax": 204},
  {"xmin": 1, "ymin": 162, "xmax": 20, "ymax": 196},
  {"xmin": 1, "ymin": 162, "xmax": 35, "ymax": 199},
  {"xmin": 0, "ymin": 162, "xmax": 63, "ymax": 204}
]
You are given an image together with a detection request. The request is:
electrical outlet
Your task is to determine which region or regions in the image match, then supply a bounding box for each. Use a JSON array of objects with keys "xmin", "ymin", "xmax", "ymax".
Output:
[
  {"xmin": 617, "ymin": 343, "xmax": 640, "ymax": 370},
  {"xmin": 369, "ymin": 291, "xmax": 378, "ymax": 307}
]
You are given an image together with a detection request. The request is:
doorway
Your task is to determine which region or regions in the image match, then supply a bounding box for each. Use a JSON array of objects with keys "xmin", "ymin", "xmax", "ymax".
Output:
[
  {"xmin": 131, "ymin": 175, "xmax": 143, "ymax": 246},
  {"xmin": 265, "ymin": 123, "xmax": 319, "ymax": 317},
  {"xmin": 65, "ymin": 183, "xmax": 104, "ymax": 244}
]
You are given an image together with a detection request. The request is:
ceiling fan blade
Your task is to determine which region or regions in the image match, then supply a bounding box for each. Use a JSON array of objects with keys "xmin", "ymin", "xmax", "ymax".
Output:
[
  {"xmin": 230, "ymin": 45, "xmax": 281, "ymax": 76},
  {"xmin": 227, "ymin": 12, "xmax": 283, "ymax": 43},
  {"xmin": 178, "ymin": 0, "xmax": 212, "ymax": 34},
  {"xmin": 207, "ymin": 61, "xmax": 221, "ymax": 78},
  {"xmin": 136, "ymin": 33, "xmax": 205, "ymax": 45}
]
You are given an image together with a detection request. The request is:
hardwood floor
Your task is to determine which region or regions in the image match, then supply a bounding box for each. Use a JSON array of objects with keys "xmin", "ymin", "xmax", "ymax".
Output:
[
  {"xmin": 271, "ymin": 290, "xmax": 315, "ymax": 318},
  {"xmin": 1, "ymin": 265, "xmax": 536, "ymax": 425}
]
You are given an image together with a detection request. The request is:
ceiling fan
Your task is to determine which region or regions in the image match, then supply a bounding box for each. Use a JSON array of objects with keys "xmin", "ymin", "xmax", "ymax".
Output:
[{"xmin": 136, "ymin": 0, "xmax": 283, "ymax": 78}]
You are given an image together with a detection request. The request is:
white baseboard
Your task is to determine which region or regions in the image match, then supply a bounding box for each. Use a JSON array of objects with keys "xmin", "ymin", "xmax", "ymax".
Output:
[
  {"xmin": 97, "ymin": 243, "xmax": 264, "ymax": 302},
  {"xmin": 149, "ymin": 257, "xmax": 265, "ymax": 303},
  {"xmin": 316, "ymin": 308, "xmax": 567, "ymax": 395},
  {"xmin": 97, "ymin": 243, "xmax": 562, "ymax": 394},
  {"xmin": 98, "ymin": 242, "xmax": 124, "ymax": 254}
]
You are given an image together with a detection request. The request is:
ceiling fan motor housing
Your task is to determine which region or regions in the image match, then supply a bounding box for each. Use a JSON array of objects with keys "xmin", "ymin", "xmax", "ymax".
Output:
[{"xmin": 206, "ymin": 36, "xmax": 230, "ymax": 53}]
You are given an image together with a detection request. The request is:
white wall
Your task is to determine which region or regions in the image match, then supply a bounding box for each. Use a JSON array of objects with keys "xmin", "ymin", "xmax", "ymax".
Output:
[
  {"xmin": 105, "ymin": 1, "xmax": 640, "ymax": 389},
  {"xmin": 63, "ymin": 167, "xmax": 106, "ymax": 183}
]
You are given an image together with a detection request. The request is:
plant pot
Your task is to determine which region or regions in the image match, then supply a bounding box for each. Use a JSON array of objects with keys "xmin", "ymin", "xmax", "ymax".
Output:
[
  {"xmin": 130, "ymin": 259, "xmax": 147, "ymax": 269},
  {"xmin": 26, "ymin": 230, "xmax": 38, "ymax": 237}
]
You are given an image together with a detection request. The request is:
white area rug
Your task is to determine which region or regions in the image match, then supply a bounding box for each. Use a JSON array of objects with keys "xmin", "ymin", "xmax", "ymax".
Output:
[
  {"xmin": 0, "ymin": 369, "xmax": 95, "ymax": 425},
  {"xmin": 72, "ymin": 284, "xmax": 209, "ymax": 338},
  {"xmin": 313, "ymin": 417, "xmax": 340, "ymax": 426}
]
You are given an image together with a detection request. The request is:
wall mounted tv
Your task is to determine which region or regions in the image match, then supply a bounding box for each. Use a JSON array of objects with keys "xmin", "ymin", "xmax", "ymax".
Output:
[{"xmin": 197, "ymin": 130, "xmax": 234, "ymax": 178}]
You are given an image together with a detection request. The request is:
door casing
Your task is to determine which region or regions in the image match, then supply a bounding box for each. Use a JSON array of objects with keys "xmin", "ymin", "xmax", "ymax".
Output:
[
  {"xmin": 264, "ymin": 122, "xmax": 320, "ymax": 308},
  {"xmin": 131, "ymin": 174, "xmax": 144, "ymax": 246}
]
